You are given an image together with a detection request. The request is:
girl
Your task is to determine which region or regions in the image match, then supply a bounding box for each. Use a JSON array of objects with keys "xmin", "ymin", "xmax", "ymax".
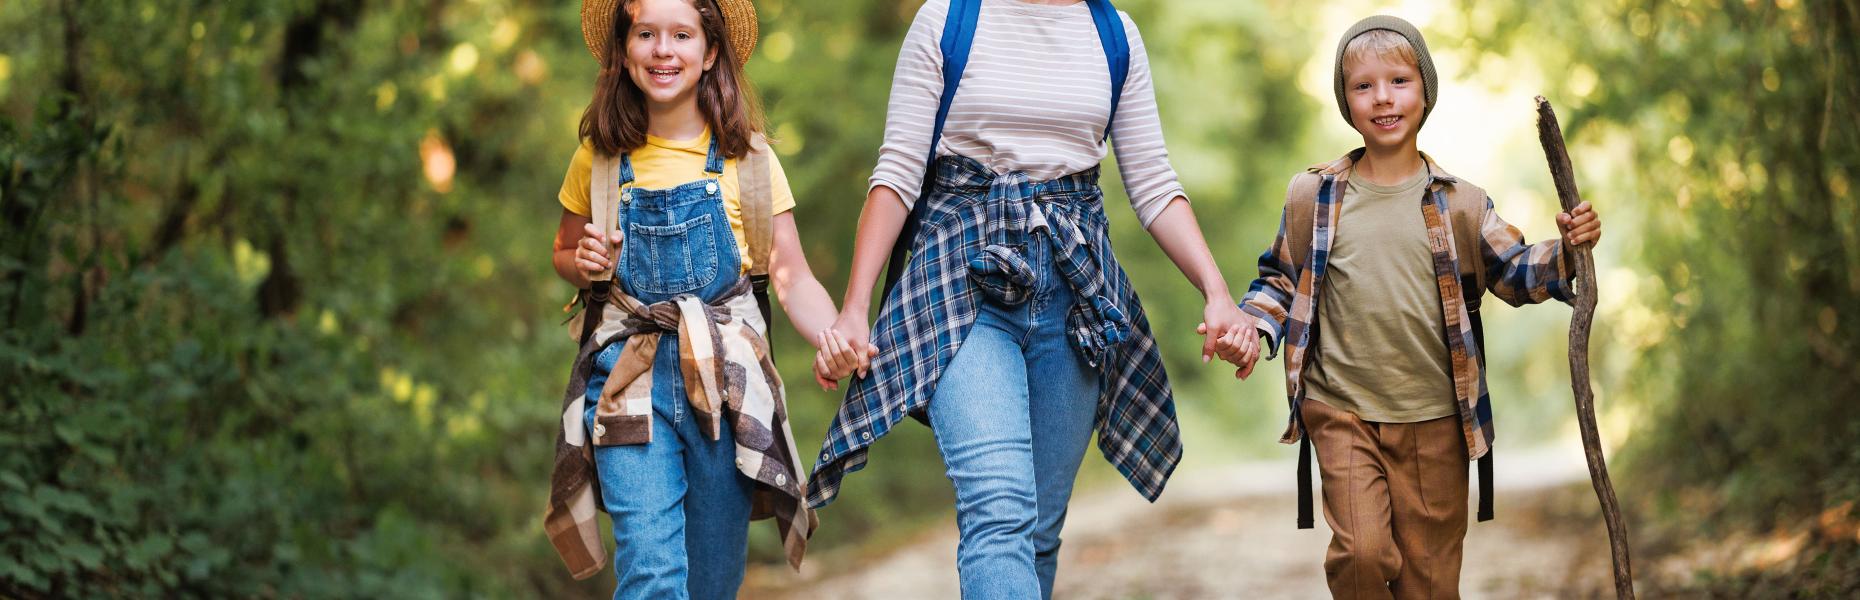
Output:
[
  {"xmin": 543, "ymin": 0, "xmax": 856, "ymax": 597},
  {"xmin": 808, "ymin": 0, "xmax": 1259, "ymax": 597}
]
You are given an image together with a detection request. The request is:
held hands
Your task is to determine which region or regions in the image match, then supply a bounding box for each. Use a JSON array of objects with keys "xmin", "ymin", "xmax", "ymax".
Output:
[
  {"xmin": 576, "ymin": 223, "xmax": 622, "ymax": 279},
  {"xmin": 1197, "ymin": 299, "xmax": 1262, "ymax": 380},
  {"xmin": 812, "ymin": 312, "xmax": 879, "ymax": 391},
  {"xmin": 1556, "ymin": 201, "xmax": 1602, "ymax": 247}
]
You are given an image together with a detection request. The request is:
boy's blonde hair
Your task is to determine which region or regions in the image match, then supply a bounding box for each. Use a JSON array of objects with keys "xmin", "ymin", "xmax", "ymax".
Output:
[{"xmin": 1341, "ymin": 29, "xmax": 1419, "ymax": 76}]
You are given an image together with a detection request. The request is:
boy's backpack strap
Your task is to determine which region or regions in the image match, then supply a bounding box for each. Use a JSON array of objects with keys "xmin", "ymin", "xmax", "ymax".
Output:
[
  {"xmin": 1442, "ymin": 178, "xmax": 1489, "ymax": 304},
  {"xmin": 741, "ymin": 133, "xmax": 776, "ymax": 330},
  {"xmin": 1296, "ymin": 417, "xmax": 1315, "ymax": 529},
  {"xmin": 1438, "ymin": 175, "xmax": 1496, "ymax": 523},
  {"xmin": 1282, "ymin": 171, "xmax": 1325, "ymax": 272},
  {"xmin": 1284, "ymin": 170, "xmax": 1322, "ymax": 531}
]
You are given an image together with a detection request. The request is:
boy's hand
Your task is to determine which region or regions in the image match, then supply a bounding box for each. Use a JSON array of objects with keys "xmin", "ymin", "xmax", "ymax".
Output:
[
  {"xmin": 1556, "ymin": 201, "xmax": 1602, "ymax": 248},
  {"xmin": 576, "ymin": 223, "xmax": 622, "ymax": 278},
  {"xmin": 1200, "ymin": 315, "xmax": 1262, "ymax": 380}
]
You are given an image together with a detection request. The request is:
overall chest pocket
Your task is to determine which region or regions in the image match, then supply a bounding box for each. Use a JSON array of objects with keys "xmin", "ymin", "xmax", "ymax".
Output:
[{"xmin": 623, "ymin": 212, "xmax": 719, "ymax": 295}]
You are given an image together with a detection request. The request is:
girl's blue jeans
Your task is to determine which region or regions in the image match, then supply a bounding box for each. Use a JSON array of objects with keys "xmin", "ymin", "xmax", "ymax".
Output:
[{"xmin": 584, "ymin": 340, "xmax": 753, "ymax": 600}]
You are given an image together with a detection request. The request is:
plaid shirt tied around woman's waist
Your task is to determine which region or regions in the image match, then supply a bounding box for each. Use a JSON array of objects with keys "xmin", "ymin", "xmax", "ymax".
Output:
[{"xmin": 807, "ymin": 155, "xmax": 1180, "ymax": 508}]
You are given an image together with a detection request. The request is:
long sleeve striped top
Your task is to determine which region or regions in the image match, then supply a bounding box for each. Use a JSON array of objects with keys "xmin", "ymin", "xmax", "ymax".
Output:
[{"xmin": 868, "ymin": 0, "xmax": 1188, "ymax": 228}]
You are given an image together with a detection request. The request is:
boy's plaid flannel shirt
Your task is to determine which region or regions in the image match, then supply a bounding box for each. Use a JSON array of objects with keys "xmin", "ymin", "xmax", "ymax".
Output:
[{"xmin": 1240, "ymin": 150, "xmax": 1577, "ymax": 461}]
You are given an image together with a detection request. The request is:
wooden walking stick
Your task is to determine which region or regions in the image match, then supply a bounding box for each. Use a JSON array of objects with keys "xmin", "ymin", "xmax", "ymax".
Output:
[{"xmin": 1535, "ymin": 96, "xmax": 1635, "ymax": 599}]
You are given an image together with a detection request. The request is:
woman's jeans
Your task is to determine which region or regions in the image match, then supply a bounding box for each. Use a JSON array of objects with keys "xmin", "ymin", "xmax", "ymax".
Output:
[{"xmin": 929, "ymin": 240, "xmax": 1101, "ymax": 600}]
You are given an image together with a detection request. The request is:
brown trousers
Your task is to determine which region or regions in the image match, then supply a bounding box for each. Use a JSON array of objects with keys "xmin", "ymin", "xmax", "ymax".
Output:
[{"xmin": 1303, "ymin": 398, "xmax": 1470, "ymax": 600}]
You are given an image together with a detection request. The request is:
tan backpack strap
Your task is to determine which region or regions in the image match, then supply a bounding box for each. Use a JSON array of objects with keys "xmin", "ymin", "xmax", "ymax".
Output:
[
  {"xmin": 740, "ymin": 133, "xmax": 774, "ymax": 276},
  {"xmin": 1443, "ymin": 181, "xmax": 1488, "ymax": 297},
  {"xmin": 1284, "ymin": 172, "xmax": 1324, "ymax": 270},
  {"xmin": 588, "ymin": 151, "xmax": 622, "ymax": 284}
]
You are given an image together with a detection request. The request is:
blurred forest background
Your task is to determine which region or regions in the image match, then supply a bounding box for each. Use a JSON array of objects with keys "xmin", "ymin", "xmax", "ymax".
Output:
[{"xmin": 2, "ymin": 0, "xmax": 1855, "ymax": 596}]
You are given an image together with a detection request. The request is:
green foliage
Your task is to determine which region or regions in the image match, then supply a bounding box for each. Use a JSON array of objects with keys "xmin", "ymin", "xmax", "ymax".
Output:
[
  {"xmin": 2, "ymin": 0, "xmax": 600, "ymax": 596},
  {"xmin": 1468, "ymin": 0, "xmax": 1860, "ymax": 524},
  {"xmin": 1458, "ymin": 0, "xmax": 1860, "ymax": 591},
  {"xmin": 5, "ymin": 0, "xmax": 1854, "ymax": 595}
]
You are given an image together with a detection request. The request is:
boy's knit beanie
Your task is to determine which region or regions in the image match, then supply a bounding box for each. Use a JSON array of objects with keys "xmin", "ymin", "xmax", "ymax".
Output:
[{"xmin": 1333, "ymin": 15, "xmax": 1438, "ymax": 127}]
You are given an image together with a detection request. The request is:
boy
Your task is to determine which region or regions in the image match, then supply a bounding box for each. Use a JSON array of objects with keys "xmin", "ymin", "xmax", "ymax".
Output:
[{"xmin": 1218, "ymin": 15, "xmax": 1602, "ymax": 599}]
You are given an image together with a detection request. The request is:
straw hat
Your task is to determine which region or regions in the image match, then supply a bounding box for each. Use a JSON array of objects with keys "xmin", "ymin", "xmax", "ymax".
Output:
[{"xmin": 582, "ymin": 0, "xmax": 758, "ymax": 69}]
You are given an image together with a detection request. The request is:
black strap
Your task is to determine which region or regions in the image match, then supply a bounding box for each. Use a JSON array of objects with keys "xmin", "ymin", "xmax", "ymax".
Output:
[
  {"xmin": 1477, "ymin": 450, "xmax": 1495, "ymax": 522},
  {"xmin": 1297, "ymin": 426, "xmax": 1315, "ymax": 529},
  {"xmin": 1471, "ymin": 305, "xmax": 1492, "ymax": 522},
  {"xmin": 577, "ymin": 282, "xmax": 610, "ymax": 346},
  {"xmin": 751, "ymin": 274, "xmax": 773, "ymax": 359}
]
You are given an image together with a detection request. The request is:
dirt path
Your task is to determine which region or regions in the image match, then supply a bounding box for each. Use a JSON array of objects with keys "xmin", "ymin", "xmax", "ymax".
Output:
[{"xmin": 748, "ymin": 440, "xmax": 1623, "ymax": 598}]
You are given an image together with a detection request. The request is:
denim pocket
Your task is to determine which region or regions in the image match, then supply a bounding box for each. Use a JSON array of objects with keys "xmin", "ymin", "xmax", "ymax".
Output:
[{"xmin": 623, "ymin": 213, "xmax": 719, "ymax": 295}]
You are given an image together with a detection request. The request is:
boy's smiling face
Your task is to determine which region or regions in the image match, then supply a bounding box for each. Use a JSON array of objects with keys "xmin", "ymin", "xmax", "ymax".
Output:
[{"xmin": 1343, "ymin": 51, "xmax": 1425, "ymax": 152}]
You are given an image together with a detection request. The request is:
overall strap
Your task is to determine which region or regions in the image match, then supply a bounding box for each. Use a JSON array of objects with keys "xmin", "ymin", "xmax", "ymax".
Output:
[
  {"xmin": 740, "ymin": 133, "xmax": 776, "ymax": 330},
  {"xmin": 703, "ymin": 134, "xmax": 726, "ymax": 176},
  {"xmin": 617, "ymin": 151, "xmax": 637, "ymax": 187}
]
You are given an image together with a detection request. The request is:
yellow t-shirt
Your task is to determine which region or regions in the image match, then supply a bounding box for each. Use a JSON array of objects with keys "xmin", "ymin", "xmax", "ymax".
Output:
[{"xmin": 558, "ymin": 130, "xmax": 795, "ymax": 272}]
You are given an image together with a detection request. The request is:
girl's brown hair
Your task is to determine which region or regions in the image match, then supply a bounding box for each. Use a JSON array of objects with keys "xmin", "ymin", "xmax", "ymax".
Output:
[{"xmin": 579, "ymin": 0, "xmax": 763, "ymax": 159}]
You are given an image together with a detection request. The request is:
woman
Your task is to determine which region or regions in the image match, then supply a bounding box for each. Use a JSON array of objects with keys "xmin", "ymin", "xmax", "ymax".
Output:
[{"xmin": 806, "ymin": 0, "xmax": 1257, "ymax": 597}]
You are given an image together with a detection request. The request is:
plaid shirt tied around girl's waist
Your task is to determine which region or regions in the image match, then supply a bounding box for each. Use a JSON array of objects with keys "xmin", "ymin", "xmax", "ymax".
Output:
[
  {"xmin": 807, "ymin": 155, "xmax": 1181, "ymax": 509},
  {"xmin": 547, "ymin": 279, "xmax": 815, "ymax": 579}
]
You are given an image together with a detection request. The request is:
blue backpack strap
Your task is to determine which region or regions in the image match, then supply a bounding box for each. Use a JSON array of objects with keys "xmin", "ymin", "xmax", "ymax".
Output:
[
  {"xmin": 929, "ymin": 0, "xmax": 982, "ymax": 167},
  {"xmin": 883, "ymin": 0, "xmax": 982, "ymax": 298},
  {"xmin": 1086, "ymin": 0, "xmax": 1129, "ymax": 142}
]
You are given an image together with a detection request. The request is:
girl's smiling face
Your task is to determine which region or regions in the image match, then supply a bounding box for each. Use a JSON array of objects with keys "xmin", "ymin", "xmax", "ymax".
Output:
[
  {"xmin": 1344, "ymin": 52, "xmax": 1425, "ymax": 152},
  {"xmin": 624, "ymin": 0, "xmax": 717, "ymax": 113}
]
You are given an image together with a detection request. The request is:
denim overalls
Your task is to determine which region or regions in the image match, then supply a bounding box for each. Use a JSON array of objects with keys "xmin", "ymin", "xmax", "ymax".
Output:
[{"xmin": 582, "ymin": 136, "xmax": 753, "ymax": 600}]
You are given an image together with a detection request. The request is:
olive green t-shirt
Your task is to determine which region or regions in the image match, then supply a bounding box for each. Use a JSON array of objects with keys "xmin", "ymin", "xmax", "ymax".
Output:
[{"xmin": 1305, "ymin": 166, "xmax": 1457, "ymax": 423}]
